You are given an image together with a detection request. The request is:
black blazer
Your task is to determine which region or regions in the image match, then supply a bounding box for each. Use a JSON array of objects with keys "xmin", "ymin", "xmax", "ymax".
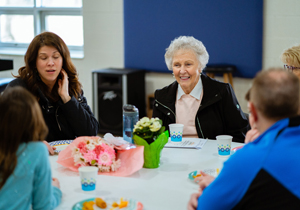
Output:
[{"xmin": 152, "ymin": 74, "xmax": 249, "ymax": 143}]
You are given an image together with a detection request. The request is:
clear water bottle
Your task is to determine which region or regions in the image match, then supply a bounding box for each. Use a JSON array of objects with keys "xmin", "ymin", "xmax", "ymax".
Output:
[{"xmin": 123, "ymin": 104, "xmax": 139, "ymax": 144}]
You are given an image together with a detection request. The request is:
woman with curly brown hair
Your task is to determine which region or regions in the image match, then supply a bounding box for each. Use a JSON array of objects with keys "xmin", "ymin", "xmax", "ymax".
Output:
[
  {"xmin": 6, "ymin": 32, "xmax": 99, "ymax": 144},
  {"xmin": 0, "ymin": 86, "xmax": 62, "ymax": 209}
]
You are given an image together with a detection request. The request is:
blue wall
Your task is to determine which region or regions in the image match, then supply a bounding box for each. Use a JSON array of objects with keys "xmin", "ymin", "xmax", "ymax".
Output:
[{"xmin": 124, "ymin": 0, "xmax": 263, "ymax": 78}]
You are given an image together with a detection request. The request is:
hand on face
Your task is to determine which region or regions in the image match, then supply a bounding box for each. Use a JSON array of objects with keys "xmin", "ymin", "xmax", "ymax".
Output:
[{"xmin": 58, "ymin": 69, "xmax": 71, "ymax": 103}]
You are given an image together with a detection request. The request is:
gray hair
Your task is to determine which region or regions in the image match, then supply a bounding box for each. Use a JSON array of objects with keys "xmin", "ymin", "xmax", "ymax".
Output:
[{"xmin": 164, "ymin": 36, "xmax": 209, "ymax": 70}]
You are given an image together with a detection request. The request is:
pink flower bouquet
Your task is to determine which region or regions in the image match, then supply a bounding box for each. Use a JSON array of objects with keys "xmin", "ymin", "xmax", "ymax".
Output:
[
  {"xmin": 73, "ymin": 137, "xmax": 121, "ymax": 172},
  {"xmin": 57, "ymin": 136, "xmax": 144, "ymax": 176}
]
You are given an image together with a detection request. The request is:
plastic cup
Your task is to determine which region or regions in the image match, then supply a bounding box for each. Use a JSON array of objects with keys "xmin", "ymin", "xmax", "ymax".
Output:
[
  {"xmin": 216, "ymin": 135, "xmax": 232, "ymax": 157},
  {"xmin": 169, "ymin": 124, "xmax": 184, "ymax": 142},
  {"xmin": 78, "ymin": 166, "xmax": 98, "ymax": 191}
]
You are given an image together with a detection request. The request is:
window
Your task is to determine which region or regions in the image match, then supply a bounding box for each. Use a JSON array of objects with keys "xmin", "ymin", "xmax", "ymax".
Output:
[{"xmin": 0, "ymin": 0, "xmax": 83, "ymax": 58}]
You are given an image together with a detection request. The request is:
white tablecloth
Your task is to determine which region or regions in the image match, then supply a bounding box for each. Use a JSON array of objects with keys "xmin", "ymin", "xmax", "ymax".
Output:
[{"xmin": 50, "ymin": 140, "xmax": 243, "ymax": 210}]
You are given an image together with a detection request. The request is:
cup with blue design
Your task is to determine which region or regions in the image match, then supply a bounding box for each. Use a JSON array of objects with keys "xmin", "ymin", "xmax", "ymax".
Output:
[
  {"xmin": 169, "ymin": 123, "xmax": 184, "ymax": 142},
  {"xmin": 78, "ymin": 166, "xmax": 98, "ymax": 191},
  {"xmin": 216, "ymin": 135, "xmax": 232, "ymax": 157}
]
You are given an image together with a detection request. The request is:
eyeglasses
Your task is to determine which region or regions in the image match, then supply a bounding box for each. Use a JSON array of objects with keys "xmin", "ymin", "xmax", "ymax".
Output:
[{"xmin": 284, "ymin": 65, "xmax": 300, "ymax": 72}]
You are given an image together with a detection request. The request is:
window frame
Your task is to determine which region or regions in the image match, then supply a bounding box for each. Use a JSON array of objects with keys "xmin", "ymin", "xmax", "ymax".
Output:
[{"xmin": 0, "ymin": 4, "xmax": 83, "ymax": 57}]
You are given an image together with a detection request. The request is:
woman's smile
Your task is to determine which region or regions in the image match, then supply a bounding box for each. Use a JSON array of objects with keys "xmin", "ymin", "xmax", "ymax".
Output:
[{"xmin": 172, "ymin": 49, "xmax": 201, "ymax": 94}]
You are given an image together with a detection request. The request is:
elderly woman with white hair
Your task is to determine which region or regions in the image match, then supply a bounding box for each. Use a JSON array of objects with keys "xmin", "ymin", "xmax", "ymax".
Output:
[{"xmin": 152, "ymin": 36, "xmax": 249, "ymax": 143}]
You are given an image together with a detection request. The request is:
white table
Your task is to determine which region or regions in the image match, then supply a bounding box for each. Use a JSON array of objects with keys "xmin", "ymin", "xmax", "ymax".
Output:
[{"xmin": 50, "ymin": 140, "xmax": 244, "ymax": 210}]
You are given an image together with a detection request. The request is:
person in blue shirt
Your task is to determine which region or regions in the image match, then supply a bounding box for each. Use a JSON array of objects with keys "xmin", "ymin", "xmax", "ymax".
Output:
[
  {"xmin": 188, "ymin": 68, "xmax": 300, "ymax": 210},
  {"xmin": 0, "ymin": 86, "xmax": 62, "ymax": 210}
]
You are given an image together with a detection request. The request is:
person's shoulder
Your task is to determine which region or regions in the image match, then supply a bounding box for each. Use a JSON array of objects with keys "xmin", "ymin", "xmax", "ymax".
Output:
[
  {"xmin": 201, "ymin": 74, "xmax": 233, "ymax": 97},
  {"xmin": 202, "ymin": 73, "xmax": 229, "ymax": 88},
  {"xmin": 155, "ymin": 81, "xmax": 177, "ymax": 96},
  {"xmin": 7, "ymin": 78, "xmax": 26, "ymax": 88},
  {"xmin": 26, "ymin": 142, "xmax": 47, "ymax": 154}
]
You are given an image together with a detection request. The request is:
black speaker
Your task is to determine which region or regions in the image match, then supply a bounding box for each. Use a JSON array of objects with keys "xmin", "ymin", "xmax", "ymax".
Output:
[
  {"xmin": 92, "ymin": 68, "xmax": 146, "ymax": 136},
  {"xmin": 0, "ymin": 59, "xmax": 13, "ymax": 71}
]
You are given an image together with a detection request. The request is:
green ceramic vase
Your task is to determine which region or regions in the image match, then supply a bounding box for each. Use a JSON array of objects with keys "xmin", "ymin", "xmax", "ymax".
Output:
[{"xmin": 133, "ymin": 131, "xmax": 169, "ymax": 168}]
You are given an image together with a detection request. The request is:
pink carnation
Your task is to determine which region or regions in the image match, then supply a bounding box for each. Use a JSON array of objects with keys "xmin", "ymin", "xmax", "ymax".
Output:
[
  {"xmin": 77, "ymin": 142, "xmax": 87, "ymax": 153},
  {"xmin": 98, "ymin": 150, "xmax": 113, "ymax": 166},
  {"xmin": 72, "ymin": 138, "xmax": 121, "ymax": 172},
  {"xmin": 83, "ymin": 150, "xmax": 97, "ymax": 164},
  {"xmin": 94, "ymin": 145, "xmax": 102, "ymax": 156}
]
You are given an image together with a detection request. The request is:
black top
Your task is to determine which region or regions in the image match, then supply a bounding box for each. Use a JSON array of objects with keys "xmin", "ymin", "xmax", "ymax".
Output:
[
  {"xmin": 152, "ymin": 74, "xmax": 249, "ymax": 142},
  {"xmin": 6, "ymin": 78, "xmax": 99, "ymax": 142}
]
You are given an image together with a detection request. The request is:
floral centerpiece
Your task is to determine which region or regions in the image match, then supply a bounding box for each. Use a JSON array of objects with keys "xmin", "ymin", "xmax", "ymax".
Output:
[
  {"xmin": 133, "ymin": 117, "xmax": 169, "ymax": 168},
  {"xmin": 72, "ymin": 137, "xmax": 121, "ymax": 172},
  {"xmin": 133, "ymin": 117, "xmax": 165, "ymax": 144},
  {"xmin": 56, "ymin": 136, "xmax": 144, "ymax": 177}
]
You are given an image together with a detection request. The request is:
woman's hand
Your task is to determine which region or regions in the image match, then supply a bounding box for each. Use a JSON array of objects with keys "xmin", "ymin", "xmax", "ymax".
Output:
[
  {"xmin": 43, "ymin": 141, "xmax": 56, "ymax": 155},
  {"xmin": 52, "ymin": 178, "xmax": 60, "ymax": 189},
  {"xmin": 187, "ymin": 192, "xmax": 202, "ymax": 210},
  {"xmin": 58, "ymin": 69, "xmax": 71, "ymax": 103},
  {"xmin": 244, "ymin": 128, "xmax": 260, "ymax": 144},
  {"xmin": 194, "ymin": 171, "xmax": 215, "ymax": 191}
]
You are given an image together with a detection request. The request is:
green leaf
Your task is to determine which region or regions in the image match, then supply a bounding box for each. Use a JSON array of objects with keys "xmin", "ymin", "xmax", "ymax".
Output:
[{"xmin": 133, "ymin": 131, "xmax": 169, "ymax": 168}]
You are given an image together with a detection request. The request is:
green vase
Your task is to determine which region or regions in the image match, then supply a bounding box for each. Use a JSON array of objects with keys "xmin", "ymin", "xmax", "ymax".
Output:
[{"xmin": 133, "ymin": 131, "xmax": 169, "ymax": 168}]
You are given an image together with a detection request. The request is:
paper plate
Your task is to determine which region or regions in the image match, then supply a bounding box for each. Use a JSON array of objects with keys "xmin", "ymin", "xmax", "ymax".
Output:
[
  {"xmin": 49, "ymin": 140, "xmax": 73, "ymax": 153},
  {"xmin": 188, "ymin": 168, "xmax": 220, "ymax": 181},
  {"xmin": 231, "ymin": 145, "xmax": 244, "ymax": 154},
  {"xmin": 72, "ymin": 197, "xmax": 143, "ymax": 210}
]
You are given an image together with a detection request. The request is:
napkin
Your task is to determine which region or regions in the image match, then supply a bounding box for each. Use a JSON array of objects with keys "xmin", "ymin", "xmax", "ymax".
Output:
[
  {"xmin": 56, "ymin": 136, "xmax": 144, "ymax": 177},
  {"xmin": 103, "ymin": 133, "xmax": 129, "ymax": 150}
]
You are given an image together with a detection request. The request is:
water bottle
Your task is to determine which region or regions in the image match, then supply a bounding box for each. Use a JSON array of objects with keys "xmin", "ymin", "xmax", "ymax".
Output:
[{"xmin": 123, "ymin": 104, "xmax": 139, "ymax": 144}]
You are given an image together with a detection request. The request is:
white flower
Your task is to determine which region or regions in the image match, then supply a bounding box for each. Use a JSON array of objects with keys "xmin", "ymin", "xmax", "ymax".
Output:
[
  {"xmin": 150, "ymin": 121, "xmax": 161, "ymax": 132},
  {"xmin": 85, "ymin": 142, "xmax": 95, "ymax": 151},
  {"xmin": 111, "ymin": 159, "xmax": 121, "ymax": 172},
  {"xmin": 140, "ymin": 117, "xmax": 150, "ymax": 127},
  {"xmin": 74, "ymin": 154, "xmax": 86, "ymax": 167},
  {"xmin": 71, "ymin": 146, "xmax": 81, "ymax": 156},
  {"xmin": 98, "ymin": 165, "xmax": 111, "ymax": 172},
  {"xmin": 135, "ymin": 121, "xmax": 142, "ymax": 126},
  {"xmin": 73, "ymin": 153, "xmax": 82, "ymax": 163},
  {"xmin": 134, "ymin": 124, "xmax": 141, "ymax": 129}
]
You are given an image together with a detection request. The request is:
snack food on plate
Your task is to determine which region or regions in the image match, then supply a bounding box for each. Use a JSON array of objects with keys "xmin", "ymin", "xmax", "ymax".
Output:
[
  {"xmin": 82, "ymin": 200, "xmax": 95, "ymax": 210},
  {"xmin": 95, "ymin": 198, "xmax": 107, "ymax": 209},
  {"xmin": 192, "ymin": 174, "xmax": 202, "ymax": 179},
  {"xmin": 112, "ymin": 202, "xmax": 119, "ymax": 208},
  {"xmin": 79, "ymin": 197, "xmax": 142, "ymax": 210},
  {"xmin": 119, "ymin": 198, "xmax": 129, "ymax": 208}
]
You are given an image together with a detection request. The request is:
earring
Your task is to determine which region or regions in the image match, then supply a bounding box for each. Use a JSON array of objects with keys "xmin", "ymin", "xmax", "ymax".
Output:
[{"xmin": 172, "ymin": 72, "xmax": 175, "ymax": 78}]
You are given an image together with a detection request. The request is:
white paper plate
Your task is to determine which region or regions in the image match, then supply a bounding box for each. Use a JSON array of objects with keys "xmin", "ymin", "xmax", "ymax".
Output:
[
  {"xmin": 188, "ymin": 168, "xmax": 220, "ymax": 181},
  {"xmin": 72, "ymin": 197, "xmax": 143, "ymax": 210},
  {"xmin": 49, "ymin": 140, "xmax": 73, "ymax": 153}
]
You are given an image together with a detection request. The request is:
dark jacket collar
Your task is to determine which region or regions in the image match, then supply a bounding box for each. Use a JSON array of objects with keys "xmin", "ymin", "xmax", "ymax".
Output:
[
  {"xmin": 156, "ymin": 73, "xmax": 224, "ymax": 105},
  {"xmin": 155, "ymin": 80, "xmax": 177, "ymax": 110},
  {"xmin": 200, "ymin": 74, "xmax": 224, "ymax": 104}
]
